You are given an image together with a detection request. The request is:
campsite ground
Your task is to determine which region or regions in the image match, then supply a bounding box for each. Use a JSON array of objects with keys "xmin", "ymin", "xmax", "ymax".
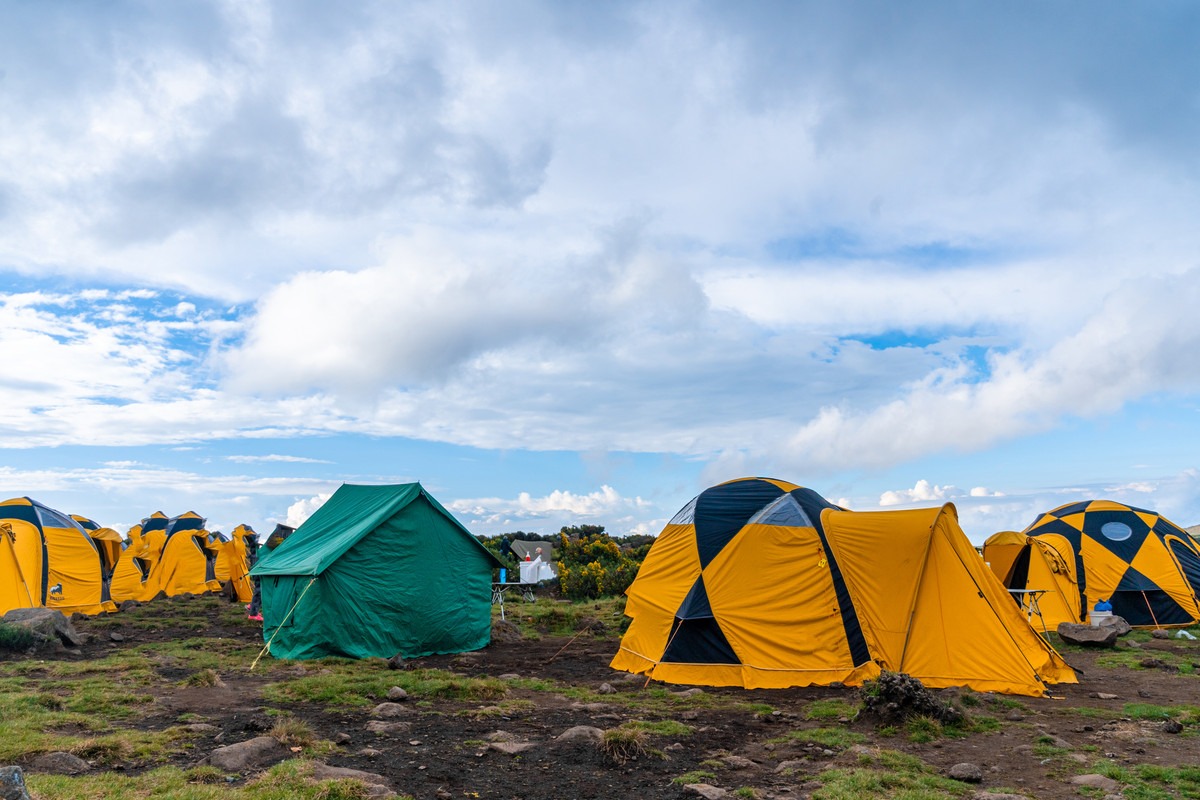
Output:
[{"xmin": 3, "ymin": 595, "xmax": 1200, "ymax": 799}]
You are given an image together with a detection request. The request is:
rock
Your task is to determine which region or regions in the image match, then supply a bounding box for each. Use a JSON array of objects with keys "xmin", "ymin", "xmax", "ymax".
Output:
[
  {"xmin": 358, "ymin": 747, "xmax": 382, "ymax": 758},
  {"xmin": 118, "ymin": 600, "xmax": 138, "ymax": 612},
  {"xmin": 947, "ymin": 763, "xmax": 982, "ymax": 783},
  {"xmin": 486, "ymin": 731, "xmax": 517, "ymax": 742},
  {"xmin": 0, "ymin": 766, "xmax": 32, "ymax": 800},
  {"xmin": 208, "ymin": 736, "xmax": 289, "ymax": 771},
  {"xmin": 386, "ymin": 686, "xmax": 408, "ymax": 701},
  {"xmin": 370, "ymin": 702, "xmax": 409, "ymax": 718},
  {"xmin": 1070, "ymin": 774, "xmax": 1120, "ymax": 792},
  {"xmin": 1163, "ymin": 719, "xmax": 1184, "ymax": 734},
  {"xmin": 723, "ymin": 755, "xmax": 757, "ymax": 769},
  {"xmin": 1126, "ymin": 639, "xmax": 1142, "ymax": 649},
  {"xmin": 489, "ymin": 741, "xmax": 534, "ymax": 755},
  {"xmin": 365, "ymin": 720, "xmax": 411, "ymax": 735},
  {"xmin": 857, "ymin": 671, "xmax": 964, "ymax": 725},
  {"xmin": 2, "ymin": 608, "xmax": 83, "ymax": 647},
  {"xmin": 672, "ymin": 688, "xmax": 705, "ymax": 698},
  {"xmin": 386, "ymin": 655, "xmax": 408, "ymax": 670},
  {"xmin": 1004, "ymin": 709, "xmax": 1025, "ymax": 721},
  {"xmin": 30, "ymin": 752, "xmax": 90, "ymax": 775},
  {"xmin": 556, "ymin": 726, "xmax": 604, "ymax": 742},
  {"xmin": 774, "ymin": 759, "xmax": 807, "ymax": 774},
  {"xmin": 109, "ymin": 632, "xmax": 125, "ymax": 642},
  {"xmin": 1095, "ymin": 615, "xmax": 1132, "ymax": 635},
  {"xmin": 1048, "ymin": 735, "xmax": 1073, "ymax": 749},
  {"xmin": 498, "ymin": 673, "xmax": 521, "ymax": 680},
  {"xmin": 1090, "ymin": 692, "xmax": 1119, "ymax": 700},
  {"xmin": 490, "ymin": 620, "xmax": 522, "ymax": 643},
  {"xmin": 1056, "ymin": 623, "xmax": 1118, "ymax": 648},
  {"xmin": 1138, "ymin": 689, "xmax": 1154, "ymax": 698},
  {"xmin": 684, "ymin": 785, "xmax": 728, "ymax": 799},
  {"xmin": 1151, "ymin": 629, "xmax": 1170, "ymax": 639},
  {"xmin": 597, "ymin": 683, "xmax": 617, "ymax": 694},
  {"xmin": 180, "ymin": 723, "xmax": 219, "ymax": 734},
  {"xmin": 334, "ymin": 732, "xmax": 351, "ymax": 744},
  {"xmin": 309, "ymin": 763, "xmax": 395, "ymax": 798}
]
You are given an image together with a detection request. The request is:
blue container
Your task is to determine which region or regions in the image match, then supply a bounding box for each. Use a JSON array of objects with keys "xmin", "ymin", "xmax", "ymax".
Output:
[{"xmin": 499, "ymin": 568, "xmax": 507, "ymax": 583}]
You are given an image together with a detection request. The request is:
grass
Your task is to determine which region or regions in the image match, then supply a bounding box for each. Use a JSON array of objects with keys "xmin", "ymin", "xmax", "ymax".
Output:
[
  {"xmin": 599, "ymin": 727, "xmax": 647, "ymax": 765},
  {"xmin": 26, "ymin": 760, "xmax": 415, "ymax": 799},
  {"xmin": 0, "ymin": 621, "xmax": 37, "ymax": 651},
  {"xmin": 262, "ymin": 664, "xmax": 508, "ymax": 707},
  {"xmin": 812, "ymin": 748, "xmax": 972, "ymax": 800},
  {"xmin": 805, "ymin": 698, "xmax": 859, "ymax": 721},
  {"xmin": 768, "ymin": 727, "xmax": 867, "ymax": 749}
]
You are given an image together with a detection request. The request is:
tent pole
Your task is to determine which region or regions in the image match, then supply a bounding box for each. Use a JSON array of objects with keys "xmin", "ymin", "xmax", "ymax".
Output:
[{"xmin": 1141, "ymin": 591, "xmax": 1162, "ymax": 629}]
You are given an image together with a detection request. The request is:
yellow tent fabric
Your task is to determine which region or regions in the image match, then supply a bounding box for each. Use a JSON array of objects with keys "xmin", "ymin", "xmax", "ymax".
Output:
[
  {"xmin": 71, "ymin": 515, "xmax": 122, "ymax": 613},
  {"xmin": 612, "ymin": 478, "xmax": 1075, "ymax": 696},
  {"xmin": 0, "ymin": 497, "xmax": 112, "ymax": 616},
  {"xmin": 154, "ymin": 511, "xmax": 223, "ymax": 597},
  {"xmin": 110, "ymin": 524, "xmax": 162, "ymax": 603},
  {"xmin": 987, "ymin": 500, "xmax": 1200, "ymax": 628},
  {"xmin": 215, "ymin": 524, "xmax": 256, "ymax": 602}
]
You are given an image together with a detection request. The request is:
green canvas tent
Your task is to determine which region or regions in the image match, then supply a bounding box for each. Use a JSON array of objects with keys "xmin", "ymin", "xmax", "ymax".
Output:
[{"xmin": 250, "ymin": 483, "xmax": 504, "ymax": 660}]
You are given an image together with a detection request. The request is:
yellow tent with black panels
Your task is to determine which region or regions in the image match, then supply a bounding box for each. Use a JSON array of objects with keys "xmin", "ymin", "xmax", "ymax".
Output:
[
  {"xmin": 0, "ymin": 497, "xmax": 115, "ymax": 615},
  {"xmin": 612, "ymin": 477, "xmax": 1075, "ymax": 697},
  {"xmin": 214, "ymin": 524, "xmax": 257, "ymax": 602},
  {"xmin": 155, "ymin": 511, "xmax": 222, "ymax": 597},
  {"xmin": 985, "ymin": 500, "xmax": 1200, "ymax": 628},
  {"xmin": 110, "ymin": 523, "xmax": 161, "ymax": 603}
]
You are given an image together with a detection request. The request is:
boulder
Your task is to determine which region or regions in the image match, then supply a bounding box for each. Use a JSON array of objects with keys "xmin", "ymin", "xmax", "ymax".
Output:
[
  {"xmin": 1070, "ymin": 774, "xmax": 1120, "ymax": 792},
  {"xmin": 1095, "ymin": 615, "xmax": 1132, "ymax": 636},
  {"xmin": 370, "ymin": 703, "xmax": 409, "ymax": 718},
  {"xmin": 947, "ymin": 763, "xmax": 983, "ymax": 783},
  {"xmin": 386, "ymin": 686, "xmax": 408, "ymax": 701},
  {"xmin": 555, "ymin": 726, "xmax": 604, "ymax": 743},
  {"xmin": 684, "ymin": 785, "xmax": 728, "ymax": 799},
  {"xmin": 365, "ymin": 720, "xmax": 411, "ymax": 735},
  {"xmin": 1152, "ymin": 629, "xmax": 1170, "ymax": 639},
  {"xmin": 0, "ymin": 766, "xmax": 32, "ymax": 800},
  {"xmin": 30, "ymin": 752, "xmax": 90, "ymax": 775},
  {"xmin": 208, "ymin": 736, "xmax": 289, "ymax": 771},
  {"xmin": 2, "ymin": 608, "xmax": 83, "ymax": 647},
  {"xmin": 309, "ymin": 763, "xmax": 395, "ymax": 798},
  {"xmin": 1056, "ymin": 623, "xmax": 1118, "ymax": 648}
]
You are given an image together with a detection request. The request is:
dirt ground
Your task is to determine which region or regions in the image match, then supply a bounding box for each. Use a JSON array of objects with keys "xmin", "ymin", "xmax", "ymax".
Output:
[{"xmin": 15, "ymin": 599, "xmax": 1200, "ymax": 800}]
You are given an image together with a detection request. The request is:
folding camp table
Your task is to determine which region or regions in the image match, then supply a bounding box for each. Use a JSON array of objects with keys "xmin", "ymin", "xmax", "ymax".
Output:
[
  {"xmin": 491, "ymin": 582, "xmax": 537, "ymax": 620},
  {"xmin": 1008, "ymin": 588, "xmax": 1048, "ymax": 633}
]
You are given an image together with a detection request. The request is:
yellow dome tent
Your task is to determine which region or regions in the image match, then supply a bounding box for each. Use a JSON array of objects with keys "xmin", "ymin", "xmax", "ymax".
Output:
[
  {"xmin": 155, "ymin": 511, "xmax": 222, "ymax": 597},
  {"xmin": 985, "ymin": 500, "xmax": 1200, "ymax": 628},
  {"xmin": 0, "ymin": 497, "xmax": 113, "ymax": 615},
  {"xmin": 214, "ymin": 524, "xmax": 257, "ymax": 602},
  {"xmin": 612, "ymin": 477, "xmax": 1075, "ymax": 697},
  {"xmin": 110, "ymin": 523, "xmax": 162, "ymax": 603}
]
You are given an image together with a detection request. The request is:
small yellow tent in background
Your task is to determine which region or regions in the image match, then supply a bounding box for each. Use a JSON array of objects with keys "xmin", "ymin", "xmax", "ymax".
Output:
[
  {"xmin": 71, "ymin": 515, "xmax": 124, "ymax": 610},
  {"xmin": 985, "ymin": 500, "xmax": 1200, "ymax": 628},
  {"xmin": 214, "ymin": 524, "xmax": 257, "ymax": 603},
  {"xmin": 154, "ymin": 511, "xmax": 222, "ymax": 597},
  {"xmin": 612, "ymin": 477, "xmax": 1075, "ymax": 696},
  {"xmin": 0, "ymin": 497, "xmax": 114, "ymax": 615},
  {"xmin": 110, "ymin": 523, "xmax": 162, "ymax": 603}
]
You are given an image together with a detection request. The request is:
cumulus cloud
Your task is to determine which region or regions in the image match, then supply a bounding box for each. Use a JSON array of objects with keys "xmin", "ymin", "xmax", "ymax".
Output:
[
  {"xmin": 286, "ymin": 492, "xmax": 333, "ymax": 528},
  {"xmin": 225, "ymin": 454, "xmax": 332, "ymax": 464},
  {"xmin": 448, "ymin": 485, "xmax": 649, "ymax": 529}
]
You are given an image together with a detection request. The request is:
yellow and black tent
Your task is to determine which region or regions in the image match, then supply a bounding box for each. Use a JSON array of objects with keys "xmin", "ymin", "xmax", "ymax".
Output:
[
  {"xmin": 155, "ymin": 511, "xmax": 222, "ymax": 597},
  {"xmin": 612, "ymin": 477, "xmax": 1075, "ymax": 696},
  {"xmin": 110, "ymin": 523, "xmax": 162, "ymax": 603},
  {"xmin": 0, "ymin": 497, "xmax": 114, "ymax": 615},
  {"xmin": 71, "ymin": 514, "xmax": 123, "ymax": 610},
  {"xmin": 986, "ymin": 500, "xmax": 1200, "ymax": 628},
  {"xmin": 214, "ymin": 524, "xmax": 257, "ymax": 603}
]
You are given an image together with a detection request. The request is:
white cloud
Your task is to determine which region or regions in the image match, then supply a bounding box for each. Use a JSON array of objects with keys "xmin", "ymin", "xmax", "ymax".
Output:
[
  {"xmin": 286, "ymin": 492, "xmax": 333, "ymax": 528},
  {"xmin": 225, "ymin": 454, "xmax": 332, "ymax": 464},
  {"xmin": 448, "ymin": 485, "xmax": 649, "ymax": 528}
]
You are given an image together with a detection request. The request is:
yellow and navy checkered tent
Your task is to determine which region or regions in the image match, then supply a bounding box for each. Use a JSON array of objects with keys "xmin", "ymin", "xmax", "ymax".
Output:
[
  {"xmin": 989, "ymin": 500, "xmax": 1200, "ymax": 628},
  {"xmin": 612, "ymin": 478, "xmax": 1075, "ymax": 696},
  {"xmin": 0, "ymin": 497, "xmax": 114, "ymax": 615}
]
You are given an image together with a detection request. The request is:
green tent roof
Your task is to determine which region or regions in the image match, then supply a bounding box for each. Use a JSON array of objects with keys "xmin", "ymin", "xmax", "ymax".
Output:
[{"xmin": 251, "ymin": 482, "xmax": 502, "ymax": 577}]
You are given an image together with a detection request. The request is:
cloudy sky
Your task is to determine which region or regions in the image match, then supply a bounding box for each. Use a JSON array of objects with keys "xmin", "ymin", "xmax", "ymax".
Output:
[{"xmin": 2, "ymin": 1, "xmax": 1199, "ymax": 542}]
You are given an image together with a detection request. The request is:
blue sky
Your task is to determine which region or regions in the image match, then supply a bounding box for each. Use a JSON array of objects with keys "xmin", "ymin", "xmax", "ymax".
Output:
[{"xmin": 1, "ymin": 1, "xmax": 1199, "ymax": 543}]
